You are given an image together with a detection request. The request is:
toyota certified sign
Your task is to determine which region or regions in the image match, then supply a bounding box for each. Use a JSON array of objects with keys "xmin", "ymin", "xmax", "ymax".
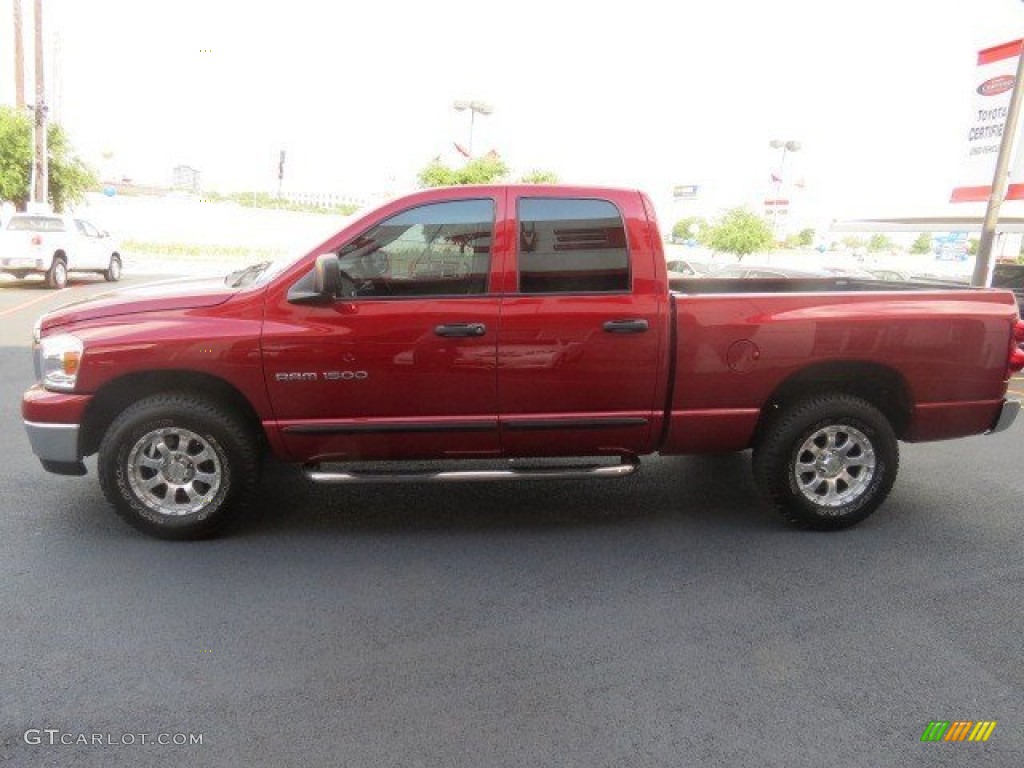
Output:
[{"xmin": 952, "ymin": 39, "xmax": 1024, "ymax": 203}]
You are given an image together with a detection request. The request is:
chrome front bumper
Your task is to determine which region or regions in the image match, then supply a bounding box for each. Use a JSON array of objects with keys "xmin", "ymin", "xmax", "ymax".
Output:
[
  {"xmin": 989, "ymin": 399, "xmax": 1021, "ymax": 435},
  {"xmin": 24, "ymin": 421, "xmax": 86, "ymax": 475}
]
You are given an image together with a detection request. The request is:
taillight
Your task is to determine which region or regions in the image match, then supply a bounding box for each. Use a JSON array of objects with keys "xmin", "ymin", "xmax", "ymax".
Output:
[
  {"xmin": 31, "ymin": 234, "xmax": 42, "ymax": 246},
  {"xmin": 1010, "ymin": 320, "xmax": 1024, "ymax": 373},
  {"xmin": 1010, "ymin": 347, "xmax": 1024, "ymax": 373}
]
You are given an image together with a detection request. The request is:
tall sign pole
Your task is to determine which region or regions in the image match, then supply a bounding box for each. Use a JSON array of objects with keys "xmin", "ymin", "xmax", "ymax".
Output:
[
  {"xmin": 33, "ymin": 0, "xmax": 48, "ymax": 207},
  {"xmin": 972, "ymin": 40, "xmax": 1024, "ymax": 287}
]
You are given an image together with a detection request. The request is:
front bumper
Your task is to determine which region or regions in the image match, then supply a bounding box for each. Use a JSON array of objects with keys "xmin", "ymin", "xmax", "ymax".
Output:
[
  {"xmin": 22, "ymin": 384, "xmax": 92, "ymax": 476},
  {"xmin": 24, "ymin": 420, "xmax": 86, "ymax": 475},
  {"xmin": 988, "ymin": 398, "xmax": 1021, "ymax": 435},
  {"xmin": 0, "ymin": 257, "xmax": 46, "ymax": 271}
]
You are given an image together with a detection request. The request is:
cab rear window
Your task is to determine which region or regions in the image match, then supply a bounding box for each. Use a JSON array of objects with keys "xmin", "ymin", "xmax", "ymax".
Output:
[{"xmin": 6, "ymin": 216, "xmax": 66, "ymax": 232}]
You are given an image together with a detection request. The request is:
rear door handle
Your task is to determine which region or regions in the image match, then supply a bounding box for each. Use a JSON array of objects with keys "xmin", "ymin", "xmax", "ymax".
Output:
[
  {"xmin": 603, "ymin": 319, "xmax": 649, "ymax": 334},
  {"xmin": 435, "ymin": 322, "xmax": 487, "ymax": 338}
]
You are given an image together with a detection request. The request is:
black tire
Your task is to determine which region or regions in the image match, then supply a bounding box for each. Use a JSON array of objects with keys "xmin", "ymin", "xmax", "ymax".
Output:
[
  {"xmin": 45, "ymin": 256, "xmax": 67, "ymax": 289},
  {"xmin": 752, "ymin": 394, "xmax": 898, "ymax": 530},
  {"xmin": 104, "ymin": 254, "xmax": 122, "ymax": 282},
  {"xmin": 98, "ymin": 393, "xmax": 260, "ymax": 539}
]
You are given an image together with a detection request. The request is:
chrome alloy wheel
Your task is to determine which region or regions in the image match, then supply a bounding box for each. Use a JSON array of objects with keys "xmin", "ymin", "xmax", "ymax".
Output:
[
  {"xmin": 793, "ymin": 425, "xmax": 876, "ymax": 509},
  {"xmin": 126, "ymin": 427, "xmax": 223, "ymax": 516}
]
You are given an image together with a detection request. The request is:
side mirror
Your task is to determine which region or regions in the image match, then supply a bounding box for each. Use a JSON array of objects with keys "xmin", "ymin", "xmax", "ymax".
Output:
[
  {"xmin": 288, "ymin": 253, "xmax": 340, "ymax": 305},
  {"xmin": 312, "ymin": 253, "xmax": 341, "ymax": 297}
]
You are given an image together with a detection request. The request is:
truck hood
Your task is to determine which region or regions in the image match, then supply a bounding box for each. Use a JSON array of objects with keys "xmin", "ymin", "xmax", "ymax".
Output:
[{"xmin": 39, "ymin": 277, "xmax": 240, "ymax": 331}]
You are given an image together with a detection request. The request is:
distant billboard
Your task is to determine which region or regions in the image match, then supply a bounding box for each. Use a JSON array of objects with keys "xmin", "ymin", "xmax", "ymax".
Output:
[
  {"xmin": 951, "ymin": 39, "xmax": 1024, "ymax": 203},
  {"xmin": 673, "ymin": 185, "xmax": 699, "ymax": 199}
]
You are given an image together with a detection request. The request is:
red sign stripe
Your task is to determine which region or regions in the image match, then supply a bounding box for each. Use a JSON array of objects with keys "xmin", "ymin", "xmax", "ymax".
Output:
[
  {"xmin": 950, "ymin": 183, "xmax": 1024, "ymax": 203},
  {"xmin": 978, "ymin": 39, "xmax": 1023, "ymax": 66}
]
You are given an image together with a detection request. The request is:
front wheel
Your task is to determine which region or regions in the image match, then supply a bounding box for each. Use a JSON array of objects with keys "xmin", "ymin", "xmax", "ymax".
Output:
[
  {"xmin": 98, "ymin": 394, "xmax": 260, "ymax": 539},
  {"xmin": 752, "ymin": 394, "xmax": 899, "ymax": 530}
]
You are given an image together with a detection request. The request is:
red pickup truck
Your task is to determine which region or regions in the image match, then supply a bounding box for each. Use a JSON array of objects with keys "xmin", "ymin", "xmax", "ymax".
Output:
[{"xmin": 22, "ymin": 185, "xmax": 1024, "ymax": 538}]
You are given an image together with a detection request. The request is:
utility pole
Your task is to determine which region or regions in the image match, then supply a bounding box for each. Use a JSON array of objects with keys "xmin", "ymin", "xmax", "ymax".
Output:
[
  {"xmin": 13, "ymin": 0, "xmax": 26, "ymax": 108},
  {"xmin": 33, "ymin": 0, "xmax": 48, "ymax": 206},
  {"xmin": 972, "ymin": 38, "xmax": 1024, "ymax": 287}
]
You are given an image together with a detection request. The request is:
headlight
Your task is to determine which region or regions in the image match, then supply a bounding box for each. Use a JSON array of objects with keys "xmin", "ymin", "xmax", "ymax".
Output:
[{"xmin": 39, "ymin": 333, "xmax": 84, "ymax": 391}]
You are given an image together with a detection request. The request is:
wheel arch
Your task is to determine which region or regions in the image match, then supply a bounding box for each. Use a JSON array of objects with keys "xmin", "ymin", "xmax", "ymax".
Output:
[
  {"xmin": 81, "ymin": 370, "xmax": 264, "ymax": 457},
  {"xmin": 753, "ymin": 360, "xmax": 913, "ymax": 445}
]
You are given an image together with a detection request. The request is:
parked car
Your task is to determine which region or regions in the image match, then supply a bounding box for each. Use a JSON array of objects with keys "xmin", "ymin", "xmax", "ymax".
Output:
[
  {"xmin": 21, "ymin": 185, "xmax": 1023, "ymax": 539},
  {"xmin": 707, "ymin": 263, "xmax": 830, "ymax": 279},
  {"xmin": 666, "ymin": 258, "xmax": 710, "ymax": 277},
  {"xmin": 0, "ymin": 214, "xmax": 122, "ymax": 288},
  {"xmin": 865, "ymin": 268, "xmax": 910, "ymax": 282}
]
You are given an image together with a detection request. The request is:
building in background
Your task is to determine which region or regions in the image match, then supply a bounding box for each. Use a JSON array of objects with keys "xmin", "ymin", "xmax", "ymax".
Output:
[{"xmin": 172, "ymin": 165, "xmax": 202, "ymax": 193}]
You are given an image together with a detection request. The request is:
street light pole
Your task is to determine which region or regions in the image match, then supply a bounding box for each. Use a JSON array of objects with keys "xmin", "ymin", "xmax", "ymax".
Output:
[
  {"xmin": 769, "ymin": 139, "xmax": 801, "ymax": 236},
  {"xmin": 453, "ymin": 100, "xmax": 494, "ymax": 157}
]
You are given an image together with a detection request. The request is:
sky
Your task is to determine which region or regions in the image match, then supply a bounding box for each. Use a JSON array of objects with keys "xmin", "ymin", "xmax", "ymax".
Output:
[{"xmin": 0, "ymin": 0, "xmax": 1023, "ymax": 225}]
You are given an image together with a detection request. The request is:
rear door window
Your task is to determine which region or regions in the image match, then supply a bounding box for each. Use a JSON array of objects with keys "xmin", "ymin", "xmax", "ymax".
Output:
[{"xmin": 517, "ymin": 198, "xmax": 630, "ymax": 293}]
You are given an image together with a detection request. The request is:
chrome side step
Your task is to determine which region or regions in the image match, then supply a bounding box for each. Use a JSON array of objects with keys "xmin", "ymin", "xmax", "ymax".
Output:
[{"xmin": 303, "ymin": 456, "xmax": 640, "ymax": 484}]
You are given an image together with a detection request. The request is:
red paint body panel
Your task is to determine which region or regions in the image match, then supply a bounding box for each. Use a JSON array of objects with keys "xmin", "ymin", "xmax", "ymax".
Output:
[
  {"xmin": 20, "ymin": 184, "xmax": 1021, "ymax": 466},
  {"xmin": 39, "ymin": 277, "xmax": 238, "ymax": 332},
  {"xmin": 22, "ymin": 385, "xmax": 91, "ymax": 424},
  {"xmin": 660, "ymin": 291, "xmax": 1017, "ymax": 453}
]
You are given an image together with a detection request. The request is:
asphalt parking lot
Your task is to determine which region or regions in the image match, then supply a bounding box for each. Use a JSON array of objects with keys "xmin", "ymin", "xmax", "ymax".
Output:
[{"xmin": 1, "ymin": 275, "xmax": 1022, "ymax": 767}]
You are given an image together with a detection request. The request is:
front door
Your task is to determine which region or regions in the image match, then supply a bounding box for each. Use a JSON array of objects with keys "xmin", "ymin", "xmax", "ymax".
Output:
[{"xmin": 262, "ymin": 197, "xmax": 503, "ymax": 462}]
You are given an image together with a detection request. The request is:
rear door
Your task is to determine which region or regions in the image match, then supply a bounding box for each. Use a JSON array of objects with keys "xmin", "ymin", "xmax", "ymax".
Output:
[{"xmin": 497, "ymin": 190, "xmax": 665, "ymax": 456}]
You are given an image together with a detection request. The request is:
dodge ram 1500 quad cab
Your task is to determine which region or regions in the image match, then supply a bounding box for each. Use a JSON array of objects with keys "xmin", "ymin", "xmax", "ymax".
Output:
[{"xmin": 22, "ymin": 185, "xmax": 1024, "ymax": 538}]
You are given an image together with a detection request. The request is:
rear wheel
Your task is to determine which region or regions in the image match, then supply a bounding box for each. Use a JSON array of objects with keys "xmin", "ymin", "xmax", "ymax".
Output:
[
  {"xmin": 45, "ymin": 256, "xmax": 67, "ymax": 289},
  {"xmin": 752, "ymin": 394, "xmax": 898, "ymax": 530},
  {"xmin": 104, "ymin": 254, "xmax": 122, "ymax": 282},
  {"xmin": 98, "ymin": 393, "xmax": 260, "ymax": 539}
]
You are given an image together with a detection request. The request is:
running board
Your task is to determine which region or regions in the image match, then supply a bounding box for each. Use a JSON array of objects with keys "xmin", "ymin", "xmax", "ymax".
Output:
[{"xmin": 303, "ymin": 457, "xmax": 640, "ymax": 484}]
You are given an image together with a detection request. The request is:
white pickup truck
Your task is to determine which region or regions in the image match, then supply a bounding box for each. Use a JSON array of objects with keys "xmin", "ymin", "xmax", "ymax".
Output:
[{"xmin": 0, "ymin": 214, "xmax": 122, "ymax": 289}]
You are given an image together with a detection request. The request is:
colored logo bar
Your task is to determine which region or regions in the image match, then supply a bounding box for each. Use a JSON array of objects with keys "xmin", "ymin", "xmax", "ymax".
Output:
[{"xmin": 921, "ymin": 721, "xmax": 997, "ymax": 742}]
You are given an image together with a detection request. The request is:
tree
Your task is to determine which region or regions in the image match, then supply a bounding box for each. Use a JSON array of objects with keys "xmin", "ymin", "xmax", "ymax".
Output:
[
  {"xmin": 702, "ymin": 208, "xmax": 773, "ymax": 261},
  {"xmin": 417, "ymin": 154, "xmax": 509, "ymax": 187},
  {"xmin": 519, "ymin": 169, "xmax": 558, "ymax": 184},
  {"xmin": 671, "ymin": 216, "xmax": 704, "ymax": 242},
  {"xmin": 967, "ymin": 238, "xmax": 979, "ymax": 256},
  {"xmin": 910, "ymin": 233, "xmax": 932, "ymax": 254},
  {"xmin": 868, "ymin": 234, "xmax": 893, "ymax": 253},
  {"xmin": 841, "ymin": 235, "xmax": 866, "ymax": 250},
  {"xmin": 797, "ymin": 227, "xmax": 815, "ymax": 247},
  {"xmin": 0, "ymin": 106, "xmax": 97, "ymax": 211}
]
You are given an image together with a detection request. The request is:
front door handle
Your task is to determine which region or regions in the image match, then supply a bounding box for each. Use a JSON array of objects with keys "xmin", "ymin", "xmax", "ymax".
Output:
[
  {"xmin": 435, "ymin": 322, "xmax": 487, "ymax": 338},
  {"xmin": 603, "ymin": 319, "xmax": 649, "ymax": 334}
]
